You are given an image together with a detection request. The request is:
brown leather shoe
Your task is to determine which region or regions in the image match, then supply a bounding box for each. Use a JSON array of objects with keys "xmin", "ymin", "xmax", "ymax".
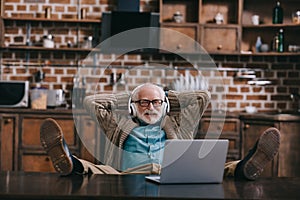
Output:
[
  {"xmin": 40, "ymin": 118, "xmax": 73, "ymax": 176},
  {"xmin": 235, "ymin": 127, "xmax": 280, "ymax": 180}
]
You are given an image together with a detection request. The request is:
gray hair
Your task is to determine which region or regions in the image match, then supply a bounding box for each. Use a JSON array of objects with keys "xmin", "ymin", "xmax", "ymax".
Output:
[{"xmin": 131, "ymin": 83, "xmax": 165, "ymax": 101}]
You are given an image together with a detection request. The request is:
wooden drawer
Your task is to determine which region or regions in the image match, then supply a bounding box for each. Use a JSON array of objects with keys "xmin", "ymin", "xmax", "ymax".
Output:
[
  {"xmin": 160, "ymin": 24, "xmax": 199, "ymax": 52},
  {"xmin": 200, "ymin": 118, "xmax": 239, "ymax": 134},
  {"xmin": 202, "ymin": 26, "xmax": 238, "ymax": 52},
  {"xmin": 21, "ymin": 154, "xmax": 56, "ymax": 172},
  {"xmin": 21, "ymin": 116, "xmax": 76, "ymax": 148}
]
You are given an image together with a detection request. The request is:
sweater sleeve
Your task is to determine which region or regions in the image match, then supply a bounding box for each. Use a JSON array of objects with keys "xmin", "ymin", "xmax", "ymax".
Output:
[
  {"xmin": 83, "ymin": 92, "xmax": 137, "ymax": 147},
  {"xmin": 163, "ymin": 90, "xmax": 211, "ymax": 139}
]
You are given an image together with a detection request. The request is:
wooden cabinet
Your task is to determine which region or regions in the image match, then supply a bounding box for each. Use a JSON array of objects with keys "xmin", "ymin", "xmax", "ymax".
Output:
[
  {"xmin": 159, "ymin": 0, "xmax": 300, "ymax": 55},
  {"xmin": 159, "ymin": 0, "xmax": 241, "ymax": 54},
  {"xmin": 196, "ymin": 113, "xmax": 240, "ymax": 162},
  {"xmin": 0, "ymin": 109, "xmax": 97, "ymax": 172},
  {"xmin": 1, "ymin": 0, "xmax": 300, "ymax": 56},
  {"xmin": 0, "ymin": 114, "xmax": 17, "ymax": 171},
  {"xmin": 240, "ymin": 114, "xmax": 300, "ymax": 177},
  {"xmin": 2, "ymin": 109, "xmax": 300, "ymax": 176}
]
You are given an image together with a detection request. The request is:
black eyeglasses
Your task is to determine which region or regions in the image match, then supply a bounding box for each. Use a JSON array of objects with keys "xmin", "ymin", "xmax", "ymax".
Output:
[{"xmin": 132, "ymin": 99, "xmax": 164, "ymax": 107}]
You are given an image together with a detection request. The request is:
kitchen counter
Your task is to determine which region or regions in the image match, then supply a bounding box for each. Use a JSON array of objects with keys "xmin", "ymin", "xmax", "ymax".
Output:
[
  {"xmin": 239, "ymin": 111, "xmax": 300, "ymax": 121},
  {"xmin": 201, "ymin": 109, "xmax": 300, "ymax": 121},
  {"xmin": 0, "ymin": 171, "xmax": 299, "ymax": 200}
]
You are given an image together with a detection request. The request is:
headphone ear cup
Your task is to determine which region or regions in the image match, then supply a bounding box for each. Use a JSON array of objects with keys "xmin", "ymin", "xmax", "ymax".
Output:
[
  {"xmin": 165, "ymin": 97, "xmax": 170, "ymax": 114},
  {"xmin": 161, "ymin": 97, "xmax": 170, "ymax": 116},
  {"xmin": 128, "ymin": 96, "xmax": 135, "ymax": 117},
  {"xmin": 130, "ymin": 103, "xmax": 137, "ymax": 117}
]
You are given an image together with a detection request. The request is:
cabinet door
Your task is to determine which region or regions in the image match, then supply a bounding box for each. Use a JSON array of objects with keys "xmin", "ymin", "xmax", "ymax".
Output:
[
  {"xmin": 160, "ymin": 24, "xmax": 199, "ymax": 52},
  {"xmin": 197, "ymin": 116, "xmax": 240, "ymax": 161},
  {"xmin": 79, "ymin": 116, "xmax": 99, "ymax": 164},
  {"xmin": 241, "ymin": 120, "xmax": 278, "ymax": 177},
  {"xmin": 19, "ymin": 115, "xmax": 79, "ymax": 172},
  {"xmin": 0, "ymin": 115, "xmax": 17, "ymax": 171},
  {"xmin": 202, "ymin": 26, "xmax": 239, "ymax": 53},
  {"xmin": 278, "ymin": 122, "xmax": 300, "ymax": 177}
]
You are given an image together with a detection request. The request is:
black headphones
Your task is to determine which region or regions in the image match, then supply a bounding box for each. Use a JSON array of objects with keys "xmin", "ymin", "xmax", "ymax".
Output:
[{"xmin": 128, "ymin": 84, "xmax": 170, "ymax": 117}]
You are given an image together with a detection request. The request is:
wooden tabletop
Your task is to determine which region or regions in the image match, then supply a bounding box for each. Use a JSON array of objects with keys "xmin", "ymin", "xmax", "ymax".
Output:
[{"xmin": 0, "ymin": 171, "xmax": 299, "ymax": 199}]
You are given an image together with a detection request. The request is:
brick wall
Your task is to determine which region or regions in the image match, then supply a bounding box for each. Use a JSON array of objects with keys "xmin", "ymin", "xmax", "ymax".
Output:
[{"xmin": 1, "ymin": 0, "xmax": 300, "ymax": 112}]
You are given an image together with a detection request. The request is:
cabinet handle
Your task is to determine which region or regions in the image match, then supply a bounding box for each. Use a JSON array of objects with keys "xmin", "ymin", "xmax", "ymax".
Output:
[
  {"xmin": 4, "ymin": 119, "xmax": 12, "ymax": 124},
  {"xmin": 176, "ymin": 44, "xmax": 182, "ymax": 50},
  {"xmin": 244, "ymin": 124, "xmax": 250, "ymax": 129},
  {"xmin": 45, "ymin": 157, "xmax": 50, "ymax": 162},
  {"xmin": 217, "ymin": 45, "xmax": 223, "ymax": 50}
]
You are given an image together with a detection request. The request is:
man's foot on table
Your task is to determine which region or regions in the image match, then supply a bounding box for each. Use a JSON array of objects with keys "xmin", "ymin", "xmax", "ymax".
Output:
[
  {"xmin": 40, "ymin": 118, "xmax": 73, "ymax": 176},
  {"xmin": 235, "ymin": 127, "xmax": 280, "ymax": 180}
]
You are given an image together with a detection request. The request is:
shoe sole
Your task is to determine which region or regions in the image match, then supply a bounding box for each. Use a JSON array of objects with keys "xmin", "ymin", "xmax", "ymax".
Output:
[
  {"xmin": 40, "ymin": 118, "xmax": 73, "ymax": 175},
  {"xmin": 243, "ymin": 127, "xmax": 280, "ymax": 180}
]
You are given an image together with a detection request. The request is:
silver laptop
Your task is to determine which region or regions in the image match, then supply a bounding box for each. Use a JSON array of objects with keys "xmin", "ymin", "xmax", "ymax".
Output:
[{"xmin": 145, "ymin": 139, "xmax": 229, "ymax": 184}]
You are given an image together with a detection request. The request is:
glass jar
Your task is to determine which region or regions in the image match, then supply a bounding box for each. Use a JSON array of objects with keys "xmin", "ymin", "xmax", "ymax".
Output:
[
  {"xmin": 214, "ymin": 12, "xmax": 224, "ymax": 24},
  {"xmin": 82, "ymin": 36, "xmax": 93, "ymax": 49},
  {"xmin": 292, "ymin": 11, "xmax": 300, "ymax": 24},
  {"xmin": 43, "ymin": 35, "xmax": 55, "ymax": 48},
  {"xmin": 173, "ymin": 11, "xmax": 183, "ymax": 23}
]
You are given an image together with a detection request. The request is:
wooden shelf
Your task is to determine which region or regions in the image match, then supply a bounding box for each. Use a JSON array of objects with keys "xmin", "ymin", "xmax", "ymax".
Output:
[
  {"xmin": 242, "ymin": 23, "xmax": 300, "ymax": 28},
  {"xmin": 2, "ymin": 46, "xmax": 95, "ymax": 52},
  {"xmin": 2, "ymin": 45, "xmax": 299, "ymax": 57},
  {"xmin": 202, "ymin": 23, "xmax": 240, "ymax": 28},
  {"xmin": 241, "ymin": 52, "xmax": 300, "ymax": 56},
  {"xmin": 2, "ymin": 16, "xmax": 101, "ymax": 24},
  {"xmin": 160, "ymin": 22, "xmax": 199, "ymax": 26}
]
